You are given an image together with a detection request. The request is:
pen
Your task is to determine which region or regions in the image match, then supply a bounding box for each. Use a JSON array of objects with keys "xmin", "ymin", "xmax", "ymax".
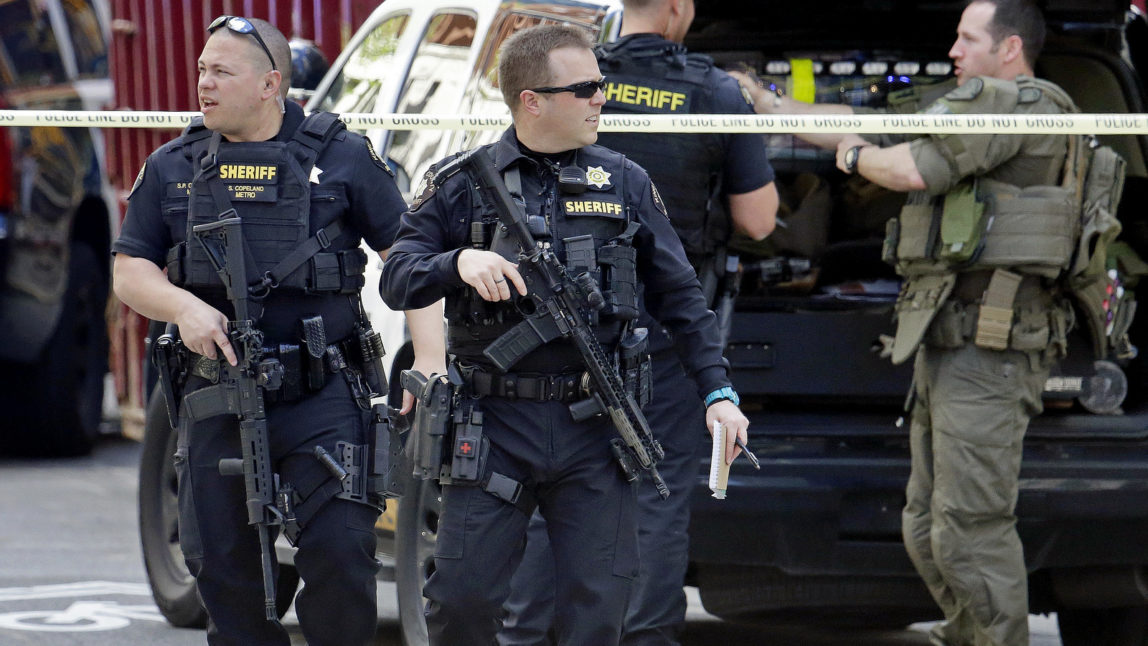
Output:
[{"xmin": 735, "ymin": 436, "xmax": 761, "ymax": 470}]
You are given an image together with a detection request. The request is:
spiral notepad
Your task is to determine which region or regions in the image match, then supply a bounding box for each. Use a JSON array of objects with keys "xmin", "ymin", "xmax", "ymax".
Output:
[{"xmin": 708, "ymin": 420, "xmax": 730, "ymax": 499}]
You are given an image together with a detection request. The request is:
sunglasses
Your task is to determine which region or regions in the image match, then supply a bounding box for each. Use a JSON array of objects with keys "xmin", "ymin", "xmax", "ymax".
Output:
[
  {"xmin": 530, "ymin": 77, "xmax": 607, "ymax": 99},
  {"xmin": 208, "ymin": 15, "xmax": 277, "ymax": 71}
]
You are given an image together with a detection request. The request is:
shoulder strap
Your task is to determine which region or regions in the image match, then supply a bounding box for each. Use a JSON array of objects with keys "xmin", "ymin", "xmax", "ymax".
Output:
[{"xmin": 289, "ymin": 111, "xmax": 346, "ymax": 170}]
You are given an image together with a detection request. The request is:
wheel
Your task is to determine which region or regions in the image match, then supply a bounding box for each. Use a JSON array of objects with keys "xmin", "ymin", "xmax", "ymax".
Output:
[
  {"xmin": 1058, "ymin": 606, "xmax": 1148, "ymax": 645},
  {"xmin": 394, "ymin": 473, "xmax": 441, "ymax": 646},
  {"xmin": 5, "ymin": 242, "xmax": 108, "ymax": 456},
  {"xmin": 138, "ymin": 387, "xmax": 207, "ymax": 628}
]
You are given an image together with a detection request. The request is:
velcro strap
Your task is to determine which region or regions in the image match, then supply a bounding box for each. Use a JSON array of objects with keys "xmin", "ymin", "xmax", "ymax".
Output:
[{"xmin": 974, "ymin": 269, "xmax": 1022, "ymax": 350}]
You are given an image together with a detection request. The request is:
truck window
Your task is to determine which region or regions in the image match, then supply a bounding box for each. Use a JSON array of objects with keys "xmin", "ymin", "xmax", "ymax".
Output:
[
  {"xmin": 61, "ymin": 0, "xmax": 107, "ymax": 77},
  {"xmin": 322, "ymin": 13, "xmax": 411, "ymax": 114},
  {"xmin": 0, "ymin": 0, "xmax": 66, "ymax": 86},
  {"xmin": 387, "ymin": 10, "xmax": 477, "ymax": 187},
  {"xmin": 454, "ymin": 13, "xmax": 597, "ymax": 151}
]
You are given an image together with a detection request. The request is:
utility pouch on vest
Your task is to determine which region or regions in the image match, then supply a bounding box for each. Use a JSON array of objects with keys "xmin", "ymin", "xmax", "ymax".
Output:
[
  {"xmin": 892, "ymin": 193, "xmax": 949, "ymax": 277},
  {"xmin": 446, "ymin": 403, "xmax": 487, "ymax": 484},
  {"xmin": 975, "ymin": 179, "xmax": 1076, "ymax": 278},
  {"xmin": 882, "ymin": 217, "xmax": 901, "ymax": 266},
  {"xmin": 891, "ymin": 274, "xmax": 957, "ymax": 364},
  {"xmin": 599, "ymin": 243, "xmax": 639, "ymax": 321},
  {"xmin": 400, "ymin": 370, "xmax": 453, "ymax": 480},
  {"xmin": 938, "ymin": 180, "xmax": 986, "ymax": 264},
  {"xmin": 619, "ymin": 327, "xmax": 651, "ymax": 408},
  {"xmin": 974, "ymin": 268, "xmax": 1021, "ymax": 350},
  {"xmin": 301, "ymin": 316, "xmax": 327, "ymax": 392}
]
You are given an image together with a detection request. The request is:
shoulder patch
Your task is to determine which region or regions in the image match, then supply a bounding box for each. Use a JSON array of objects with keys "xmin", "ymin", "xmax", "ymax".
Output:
[
  {"xmin": 945, "ymin": 77, "xmax": 984, "ymax": 102},
  {"xmin": 128, "ymin": 161, "xmax": 147, "ymax": 200},
  {"xmin": 410, "ymin": 169, "xmax": 437, "ymax": 212},
  {"xmin": 650, "ymin": 181, "xmax": 668, "ymax": 218},
  {"xmin": 364, "ymin": 138, "xmax": 394, "ymax": 177}
]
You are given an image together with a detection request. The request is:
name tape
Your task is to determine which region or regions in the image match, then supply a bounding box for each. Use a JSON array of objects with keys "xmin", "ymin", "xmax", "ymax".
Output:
[{"xmin": 4, "ymin": 110, "xmax": 1148, "ymax": 134}]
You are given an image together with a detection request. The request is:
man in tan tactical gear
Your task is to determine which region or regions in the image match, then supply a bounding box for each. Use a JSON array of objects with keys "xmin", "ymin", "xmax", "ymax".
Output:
[{"xmin": 735, "ymin": 1, "xmax": 1074, "ymax": 644}]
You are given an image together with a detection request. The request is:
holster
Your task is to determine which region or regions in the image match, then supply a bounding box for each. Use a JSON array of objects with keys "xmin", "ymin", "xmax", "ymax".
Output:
[
  {"xmin": 151, "ymin": 327, "xmax": 188, "ymax": 429},
  {"xmin": 619, "ymin": 327, "xmax": 651, "ymax": 408},
  {"xmin": 401, "ymin": 370, "xmax": 454, "ymax": 480}
]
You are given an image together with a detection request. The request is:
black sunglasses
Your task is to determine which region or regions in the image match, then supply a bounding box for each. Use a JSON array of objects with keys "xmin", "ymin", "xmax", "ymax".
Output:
[
  {"xmin": 208, "ymin": 15, "xmax": 277, "ymax": 72},
  {"xmin": 530, "ymin": 77, "xmax": 607, "ymax": 99}
]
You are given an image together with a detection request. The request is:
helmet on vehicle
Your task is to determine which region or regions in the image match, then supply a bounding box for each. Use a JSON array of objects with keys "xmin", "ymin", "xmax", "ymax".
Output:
[{"xmin": 289, "ymin": 38, "xmax": 329, "ymax": 92}]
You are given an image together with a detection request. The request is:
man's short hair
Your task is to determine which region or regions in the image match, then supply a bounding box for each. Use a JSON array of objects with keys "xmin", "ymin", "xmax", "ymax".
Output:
[
  {"xmin": 974, "ymin": 0, "xmax": 1046, "ymax": 68},
  {"xmin": 498, "ymin": 25, "xmax": 594, "ymax": 114},
  {"xmin": 248, "ymin": 18, "xmax": 292, "ymax": 98}
]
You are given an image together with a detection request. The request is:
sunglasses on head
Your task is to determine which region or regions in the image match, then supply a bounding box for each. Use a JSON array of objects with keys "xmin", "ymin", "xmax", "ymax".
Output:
[
  {"xmin": 208, "ymin": 15, "xmax": 277, "ymax": 71},
  {"xmin": 530, "ymin": 77, "xmax": 607, "ymax": 99}
]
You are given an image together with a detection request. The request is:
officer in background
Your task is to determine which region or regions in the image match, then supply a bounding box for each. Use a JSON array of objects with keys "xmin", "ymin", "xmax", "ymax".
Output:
[
  {"xmin": 112, "ymin": 16, "xmax": 424, "ymax": 645},
  {"xmin": 500, "ymin": 0, "xmax": 778, "ymax": 643},
  {"xmin": 738, "ymin": 1, "xmax": 1068, "ymax": 644},
  {"xmin": 379, "ymin": 24, "xmax": 750, "ymax": 646}
]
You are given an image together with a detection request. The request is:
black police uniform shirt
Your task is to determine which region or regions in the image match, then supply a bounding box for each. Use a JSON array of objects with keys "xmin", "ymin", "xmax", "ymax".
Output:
[
  {"xmin": 113, "ymin": 101, "xmax": 406, "ymax": 346},
  {"xmin": 597, "ymin": 33, "xmax": 775, "ymax": 355},
  {"xmin": 599, "ymin": 33, "xmax": 775, "ymax": 197},
  {"xmin": 379, "ymin": 126, "xmax": 732, "ymax": 400}
]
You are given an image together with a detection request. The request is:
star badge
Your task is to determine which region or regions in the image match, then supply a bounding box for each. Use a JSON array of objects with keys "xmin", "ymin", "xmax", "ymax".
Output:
[
  {"xmin": 586, "ymin": 166, "xmax": 612, "ymax": 189},
  {"xmin": 310, "ymin": 166, "xmax": 323, "ymax": 184}
]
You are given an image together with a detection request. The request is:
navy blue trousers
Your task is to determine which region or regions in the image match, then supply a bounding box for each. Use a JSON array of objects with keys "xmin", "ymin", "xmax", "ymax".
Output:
[
  {"xmin": 423, "ymin": 396, "xmax": 639, "ymax": 646},
  {"xmin": 499, "ymin": 353, "xmax": 706, "ymax": 646},
  {"xmin": 176, "ymin": 374, "xmax": 381, "ymax": 646}
]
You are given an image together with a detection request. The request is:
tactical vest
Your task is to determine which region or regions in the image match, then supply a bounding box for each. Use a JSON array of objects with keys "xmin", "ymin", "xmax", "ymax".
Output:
[
  {"xmin": 887, "ymin": 77, "xmax": 1080, "ymax": 281},
  {"xmin": 441, "ymin": 147, "xmax": 640, "ymax": 371},
  {"xmin": 595, "ymin": 41, "xmax": 726, "ymax": 262},
  {"xmin": 166, "ymin": 112, "xmax": 366, "ymax": 297}
]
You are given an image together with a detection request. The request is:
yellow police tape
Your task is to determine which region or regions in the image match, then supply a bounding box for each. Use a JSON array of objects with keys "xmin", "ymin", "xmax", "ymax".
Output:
[{"xmin": 4, "ymin": 110, "xmax": 1148, "ymax": 134}]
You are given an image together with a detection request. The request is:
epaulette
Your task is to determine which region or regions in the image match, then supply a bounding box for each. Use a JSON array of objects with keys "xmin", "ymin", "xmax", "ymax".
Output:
[{"xmin": 410, "ymin": 151, "xmax": 470, "ymax": 211}]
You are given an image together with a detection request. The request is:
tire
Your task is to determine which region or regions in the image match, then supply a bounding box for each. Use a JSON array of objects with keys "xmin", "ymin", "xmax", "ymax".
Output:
[
  {"xmin": 394, "ymin": 473, "xmax": 441, "ymax": 646},
  {"xmin": 6, "ymin": 242, "xmax": 108, "ymax": 456},
  {"xmin": 138, "ymin": 387, "xmax": 207, "ymax": 628},
  {"xmin": 1058, "ymin": 606, "xmax": 1148, "ymax": 646}
]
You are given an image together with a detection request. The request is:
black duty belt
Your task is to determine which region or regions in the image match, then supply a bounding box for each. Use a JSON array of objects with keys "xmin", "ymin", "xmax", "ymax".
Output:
[
  {"xmin": 188, "ymin": 341, "xmax": 349, "ymax": 386},
  {"xmin": 466, "ymin": 368, "xmax": 585, "ymax": 403}
]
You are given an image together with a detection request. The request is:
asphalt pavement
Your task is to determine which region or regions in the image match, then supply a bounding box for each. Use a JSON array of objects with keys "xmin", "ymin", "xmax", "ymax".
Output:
[{"xmin": 0, "ymin": 436, "xmax": 1062, "ymax": 645}]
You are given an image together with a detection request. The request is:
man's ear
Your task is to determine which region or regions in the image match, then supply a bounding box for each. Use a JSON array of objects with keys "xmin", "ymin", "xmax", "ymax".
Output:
[
  {"xmin": 1002, "ymin": 34, "xmax": 1024, "ymax": 65},
  {"xmin": 264, "ymin": 70, "xmax": 283, "ymax": 98},
  {"xmin": 519, "ymin": 89, "xmax": 542, "ymax": 116}
]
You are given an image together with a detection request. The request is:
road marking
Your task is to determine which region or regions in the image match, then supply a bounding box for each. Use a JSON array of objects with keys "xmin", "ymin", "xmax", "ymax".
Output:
[
  {"xmin": 0, "ymin": 581, "xmax": 151, "ymax": 602},
  {"xmin": 0, "ymin": 601, "xmax": 165, "ymax": 632}
]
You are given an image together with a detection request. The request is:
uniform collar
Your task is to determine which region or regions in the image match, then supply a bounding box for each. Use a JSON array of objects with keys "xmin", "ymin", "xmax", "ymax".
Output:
[
  {"xmin": 492, "ymin": 126, "xmax": 579, "ymax": 173},
  {"xmin": 275, "ymin": 101, "xmax": 306, "ymax": 142}
]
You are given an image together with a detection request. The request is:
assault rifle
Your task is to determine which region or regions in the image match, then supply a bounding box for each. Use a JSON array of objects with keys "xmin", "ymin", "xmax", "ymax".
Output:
[
  {"xmin": 184, "ymin": 213, "xmax": 294, "ymax": 622},
  {"xmin": 461, "ymin": 148, "xmax": 669, "ymax": 498}
]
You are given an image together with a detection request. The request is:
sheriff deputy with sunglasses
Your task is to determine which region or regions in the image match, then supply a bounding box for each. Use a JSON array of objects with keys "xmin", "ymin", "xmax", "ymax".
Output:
[
  {"xmin": 112, "ymin": 16, "xmax": 422, "ymax": 646},
  {"xmin": 380, "ymin": 24, "xmax": 750, "ymax": 646}
]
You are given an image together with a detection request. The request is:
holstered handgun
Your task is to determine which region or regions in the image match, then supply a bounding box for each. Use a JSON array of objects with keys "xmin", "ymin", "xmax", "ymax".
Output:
[
  {"xmin": 400, "ymin": 369, "xmax": 454, "ymax": 480},
  {"xmin": 151, "ymin": 323, "xmax": 188, "ymax": 429}
]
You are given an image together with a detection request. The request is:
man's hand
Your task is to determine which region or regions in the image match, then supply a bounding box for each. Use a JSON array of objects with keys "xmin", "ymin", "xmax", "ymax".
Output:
[
  {"xmin": 705, "ymin": 400, "xmax": 750, "ymax": 465},
  {"xmin": 457, "ymin": 249, "xmax": 526, "ymax": 302},
  {"xmin": 401, "ymin": 356, "xmax": 448, "ymax": 415},
  {"xmin": 727, "ymin": 69, "xmax": 775, "ymax": 113},
  {"xmin": 175, "ymin": 300, "xmax": 237, "ymax": 366}
]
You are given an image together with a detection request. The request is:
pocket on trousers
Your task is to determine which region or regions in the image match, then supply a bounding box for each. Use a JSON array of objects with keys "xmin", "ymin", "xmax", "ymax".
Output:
[
  {"xmin": 610, "ymin": 486, "xmax": 639, "ymax": 580},
  {"xmin": 173, "ymin": 445, "xmax": 205, "ymax": 560}
]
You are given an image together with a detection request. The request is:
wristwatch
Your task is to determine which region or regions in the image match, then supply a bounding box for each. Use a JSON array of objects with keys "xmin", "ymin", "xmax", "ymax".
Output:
[
  {"xmin": 704, "ymin": 386, "xmax": 740, "ymax": 407},
  {"xmin": 843, "ymin": 144, "xmax": 866, "ymax": 174}
]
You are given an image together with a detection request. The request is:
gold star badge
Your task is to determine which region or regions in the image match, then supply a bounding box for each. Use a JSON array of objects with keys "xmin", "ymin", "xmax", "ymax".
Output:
[{"xmin": 586, "ymin": 166, "xmax": 612, "ymax": 189}]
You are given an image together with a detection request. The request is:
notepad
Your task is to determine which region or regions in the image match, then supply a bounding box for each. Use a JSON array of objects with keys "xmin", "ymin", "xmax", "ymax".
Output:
[{"xmin": 708, "ymin": 420, "xmax": 731, "ymax": 499}]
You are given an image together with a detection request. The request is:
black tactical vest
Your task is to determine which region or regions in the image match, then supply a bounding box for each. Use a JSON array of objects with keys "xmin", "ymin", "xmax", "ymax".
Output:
[
  {"xmin": 445, "ymin": 146, "xmax": 639, "ymax": 373},
  {"xmin": 166, "ymin": 113, "xmax": 366, "ymax": 297},
  {"xmin": 595, "ymin": 40, "xmax": 726, "ymax": 261}
]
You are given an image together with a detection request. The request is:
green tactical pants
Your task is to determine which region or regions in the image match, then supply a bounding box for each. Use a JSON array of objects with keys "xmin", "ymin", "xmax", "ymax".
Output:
[{"xmin": 902, "ymin": 342, "xmax": 1049, "ymax": 646}]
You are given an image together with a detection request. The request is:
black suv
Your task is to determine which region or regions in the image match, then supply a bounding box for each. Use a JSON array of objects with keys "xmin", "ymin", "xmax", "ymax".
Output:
[{"xmin": 0, "ymin": 0, "xmax": 114, "ymax": 456}]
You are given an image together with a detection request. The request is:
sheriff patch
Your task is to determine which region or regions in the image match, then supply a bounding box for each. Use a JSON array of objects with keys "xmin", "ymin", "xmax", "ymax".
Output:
[
  {"xmin": 365, "ymin": 138, "xmax": 394, "ymax": 176},
  {"xmin": 563, "ymin": 199, "xmax": 624, "ymax": 219},
  {"xmin": 651, "ymin": 181, "xmax": 667, "ymax": 217},
  {"xmin": 217, "ymin": 163, "xmax": 278, "ymax": 202},
  {"xmin": 410, "ymin": 169, "xmax": 436, "ymax": 211},
  {"xmin": 128, "ymin": 161, "xmax": 147, "ymax": 200}
]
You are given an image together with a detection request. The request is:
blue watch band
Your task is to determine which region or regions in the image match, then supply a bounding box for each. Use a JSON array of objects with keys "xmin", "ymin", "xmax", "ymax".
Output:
[{"xmin": 704, "ymin": 386, "xmax": 739, "ymax": 407}]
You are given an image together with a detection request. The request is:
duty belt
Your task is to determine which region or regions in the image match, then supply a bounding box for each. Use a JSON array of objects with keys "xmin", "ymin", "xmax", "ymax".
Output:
[
  {"xmin": 465, "ymin": 368, "xmax": 585, "ymax": 403},
  {"xmin": 188, "ymin": 341, "xmax": 352, "ymax": 403}
]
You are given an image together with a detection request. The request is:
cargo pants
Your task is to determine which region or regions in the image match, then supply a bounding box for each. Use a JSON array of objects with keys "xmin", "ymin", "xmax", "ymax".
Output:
[{"xmin": 902, "ymin": 342, "xmax": 1049, "ymax": 646}]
